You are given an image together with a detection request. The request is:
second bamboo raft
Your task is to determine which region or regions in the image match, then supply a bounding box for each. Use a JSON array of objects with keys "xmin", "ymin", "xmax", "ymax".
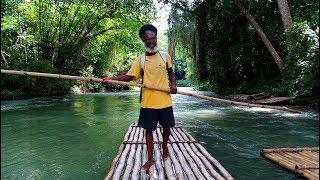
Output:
[
  {"xmin": 105, "ymin": 123, "xmax": 233, "ymax": 180},
  {"xmin": 261, "ymin": 147, "xmax": 319, "ymax": 180}
]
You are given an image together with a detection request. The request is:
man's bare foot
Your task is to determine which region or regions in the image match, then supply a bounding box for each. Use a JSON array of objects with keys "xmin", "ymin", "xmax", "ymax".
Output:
[
  {"xmin": 142, "ymin": 159, "xmax": 155, "ymax": 174},
  {"xmin": 162, "ymin": 145, "xmax": 169, "ymax": 160}
]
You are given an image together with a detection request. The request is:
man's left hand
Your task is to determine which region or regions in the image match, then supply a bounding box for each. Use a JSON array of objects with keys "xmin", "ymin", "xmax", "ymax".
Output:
[{"xmin": 170, "ymin": 86, "xmax": 177, "ymax": 94}]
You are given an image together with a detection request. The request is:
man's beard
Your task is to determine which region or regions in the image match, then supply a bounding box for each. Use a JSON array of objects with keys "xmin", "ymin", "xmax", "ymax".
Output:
[{"xmin": 146, "ymin": 46, "xmax": 158, "ymax": 53}]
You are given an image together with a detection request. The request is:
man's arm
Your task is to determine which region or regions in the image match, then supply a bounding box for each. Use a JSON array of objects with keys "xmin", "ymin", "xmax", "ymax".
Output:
[
  {"xmin": 102, "ymin": 75, "xmax": 134, "ymax": 85},
  {"xmin": 168, "ymin": 68, "xmax": 177, "ymax": 94}
]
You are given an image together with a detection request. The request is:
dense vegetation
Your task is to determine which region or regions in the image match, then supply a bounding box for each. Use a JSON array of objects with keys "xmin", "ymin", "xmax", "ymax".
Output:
[
  {"xmin": 1, "ymin": 0, "xmax": 155, "ymax": 99},
  {"xmin": 1, "ymin": 0, "xmax": 319, "ymax": 104},
  {"xmin": 168, "ymin": 0, "xmax": 319, "ymax": 100}
]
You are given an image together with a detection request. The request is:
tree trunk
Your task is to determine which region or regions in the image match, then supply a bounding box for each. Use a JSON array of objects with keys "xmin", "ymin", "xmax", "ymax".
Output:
[
  {"xmin": 195, "ymin": 9, "xmax": 208, "ymax": 81},
  {"xmin": 168, "ymin": 33, "xmax": 177, "ymax": 62},
  {"xmin": 18, "ymin": 12, "xmax": 28, "ymax": 62},
  {"xmin": 1, "ymin": 49, "xmax": 9, "ymax": 68},
  {"xmin": 276, "ymin": 0, "xmax": 293, "ymax": 30},
  {"xmin": 236, "ymin": 1, "xmax": 284, "ymax": 72},
  {"xmin": 277, "ymin": 0, "xmax": 293, "ymax": 62},
  {"xmin": 167, "ymin": 10, "xmax": 178, "ymax": 62}
]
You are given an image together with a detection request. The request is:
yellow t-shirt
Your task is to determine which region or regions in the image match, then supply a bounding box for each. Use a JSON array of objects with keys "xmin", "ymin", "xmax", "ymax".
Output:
[{"xmin": 126, "ymin": 52, "xmax": 173, "ymax": 109}]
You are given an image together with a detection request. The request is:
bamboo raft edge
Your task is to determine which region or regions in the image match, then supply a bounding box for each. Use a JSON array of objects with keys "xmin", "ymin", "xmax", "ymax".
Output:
[{"xmin": 261, "ymin": 147, "xmax": 319, "ymax": 180}]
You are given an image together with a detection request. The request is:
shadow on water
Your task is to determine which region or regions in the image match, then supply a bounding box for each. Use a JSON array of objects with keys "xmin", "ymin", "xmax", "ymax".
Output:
[{"xmin": 1, "ymin": 88, "xmax": 319, "ymax": 179}]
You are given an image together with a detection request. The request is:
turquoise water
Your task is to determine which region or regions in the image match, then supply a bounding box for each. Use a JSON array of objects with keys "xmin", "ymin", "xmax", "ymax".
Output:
[{"xmin": 1, "ymin": 88, "xmax": 319, "ymax": 179}]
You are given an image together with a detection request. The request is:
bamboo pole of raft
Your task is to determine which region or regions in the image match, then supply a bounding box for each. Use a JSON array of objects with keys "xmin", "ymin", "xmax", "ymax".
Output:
[
  {"xmin": 131, "ymin": 128, "xmax": 141, "ymax": 179},
  {"xmin": 171, "ymin": 141, "xmax": 196, "ymax": 179},
  {"xmin": 266, "ymin": 153, "xmax": 318, "ymax": 179},
  {"xmin": 131, "ymin": 128, "xmax": 144, "ymax": 180},
  {"xmin": 295, "ymin": 164, "xmax": 319, "ymax": 170},
  {"xmin": 141, "ymin": 144, "xmax": 148, "ymax": 179},
  {"xmin": 299, "ymin": 151, "xmax": 319, "ymax": 160},
  {"xmin": 164, "ymin": 131, "xmax": 185, "ymax": 180},
  {"xmin": 163, "ymin": 145, "xmax": 178, "ymax": 180},
  {"xmin": 175, "ymin": 128, "xmax": 224, "ymax": 179},
  {"xmin": 261, "ymin": 147, "xmax": 319, "ymax": 154},
  {"xmin": 131, "ymin": 144, "xmax": 142, "ymax": 180},
  {"xmin": 167, "ymin": 145, "xmax": 185, "ymax": 179},
  {"xmin": 281, "ymin": 152, "xmax": 318, "ymax": 173},
  {"xmin": 303, "ymin": 151, "xmax": 319, "ymax": 159},
  {"xmin": 170, "ymin": 129, "xmax": 206, "ymax": 180},
  {"xmin": 155, "ymin": 129, "xmax": 174, "ymax": 180},
  {"xmin": 263, "ymin": 153, "xmax": 305, "ymax": 177},
  {"xmin": 112, "ymin": 125, "xmax": 137, "ymax": 179},
  {"xmin": 152, "ymin": 131, "xmax": 164, "ymax": 179},
  {"xmin": 263, "ymin": 153, "xmax": 318, "ymax": 179},
  {"xmin": 1, "ymin": 69, "xmax": 301, "ymax": 114},
  {"xmin": 298, "ymin": 151, "xmax": 319, "ymax": 163},
  {"xmin": 181, "ymin": 128, "xmax": 233, "ymax": 180},
  {"xmin": 105, "ymin": 123, "xmax": 134, "ymax": 180},
  {"xmin": 175, "ymin": 128, "xmax": 225, "ymax": 179},
  {"xmin": 173, "ymin": 128, "xmax": 219, "ymax": 179},
  {"xmin": 168, "ymin": 130, "xmax": 196, "ymax": 179},
  {"xmin": 122, "ymin": 127, "xmax": 140, "ymax": 179},
  {"xmin": 284, "ymin": 152, "xmax": 318, "ymax": 167}
]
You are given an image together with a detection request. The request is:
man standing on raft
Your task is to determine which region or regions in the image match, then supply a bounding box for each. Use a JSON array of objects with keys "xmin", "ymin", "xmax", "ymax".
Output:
[{"xmin": 103, "ymin": 24, "xmax": 177, "ymax": 173}]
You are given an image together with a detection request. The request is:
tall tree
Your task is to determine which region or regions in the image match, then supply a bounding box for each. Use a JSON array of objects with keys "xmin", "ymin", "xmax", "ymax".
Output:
[
  {"xmin": 276, "ymin": 0, "xmax": 293, "ymax": 30},
  {"xmin": 167, "ymin": 9, "xmax": 178, "ymax": 61},
  {"xmin": 167, "ymin": 30, "xmax": 177, "ymax": 61},
  {"xmin": 236, "ymin": 0, "xmax": 284, "ymax": 72},
  {"xmin": 277, "ymin": 0, "xmax": 293, "ymax": 61}
]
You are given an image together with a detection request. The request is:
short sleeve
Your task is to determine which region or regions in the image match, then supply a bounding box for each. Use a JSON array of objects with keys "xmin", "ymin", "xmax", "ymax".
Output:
[
  {"xmin": 126, "ymin": 57, "xmax": 141, "ymax": 80},
  {"xmin": 166, "ymin": 54, "xmax": 173, "ymax": 68}
]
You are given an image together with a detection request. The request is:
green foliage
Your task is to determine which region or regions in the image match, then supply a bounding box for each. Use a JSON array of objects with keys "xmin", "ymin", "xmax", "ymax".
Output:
[
  {"xmin": 88, "ymin": 82, "xmax": 104, "ymax": 93},
  {"xmin": 233, "ymin": 75, "xmax": 287, "ymax": 96},
  {"xmin": 176, "ymin": 79, "xmax": 193, "ymax": 87},
  {"xmin": 1, "ymin": 15, "xmax": 19, "ymax": 31},
  {"xmin": 1, "ymin": 0, "xmax": 155, "ymax": 99},
  {"xmin": 1, "ymin": 57, "xmax": 71, "ymax": 100},
  {"xmin": 169, "ymin": 0, "xmax": 319, "ymax": 97},
  {"xmin": 194, "ymin": 80, "xmax": 219, "ymax": 92},
  {"xmin": 78, "ymin": 66, "xmax": 105, "ymax": 93},
  {"xmin": 283, "ymin": 22, "xmax": 319, "ymax": 96},
  {"xmin": 174, "ymin": 58, "xmax": 187, "ymax": 80},
  {"xmin": 0, "ymin": 89, "xmax": 26, "ymax": 100},
  {"xmin": 173, "ymin": 34, "xmax": 195, "ymax": 82}
]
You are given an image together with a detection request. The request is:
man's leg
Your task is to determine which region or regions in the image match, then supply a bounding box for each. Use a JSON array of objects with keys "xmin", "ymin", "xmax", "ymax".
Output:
[
  {"xmin": 142, "ymin": 130, "xmax": 155, "ymax": 171},
  {"xmin": 162, "ymin": 128, "xmax": 171, "ymax": 159}
]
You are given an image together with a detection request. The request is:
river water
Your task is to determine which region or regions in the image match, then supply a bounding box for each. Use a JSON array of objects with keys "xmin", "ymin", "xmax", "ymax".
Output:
[{"xmin": 1, "ymin": 88, "xmax": 319, "ymax": 179}]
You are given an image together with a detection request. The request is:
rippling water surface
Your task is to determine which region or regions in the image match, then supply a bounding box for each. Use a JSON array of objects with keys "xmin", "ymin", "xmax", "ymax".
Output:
[{"xmin": 1, "ymin": 88, "xmax": 319, "ymax": 179}]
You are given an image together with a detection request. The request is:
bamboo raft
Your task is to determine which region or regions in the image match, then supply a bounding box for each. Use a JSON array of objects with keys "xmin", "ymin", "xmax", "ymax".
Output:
[
  {"xmin": 261, "ymin": 147, "xmax": 319, "ymax": 179},
  {"xmin": 105, "ymin": 123, "xmax": 233, "ymax": 180}
]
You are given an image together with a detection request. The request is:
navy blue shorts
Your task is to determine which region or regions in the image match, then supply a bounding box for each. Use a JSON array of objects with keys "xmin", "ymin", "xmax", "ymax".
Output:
[{"xmin": 138, "ymin": 106, "xmax": 175, "ymax": 132}]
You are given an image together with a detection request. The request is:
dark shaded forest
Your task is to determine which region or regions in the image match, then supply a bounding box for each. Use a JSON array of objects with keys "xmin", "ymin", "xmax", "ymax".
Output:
[{"xmin": 168, "ymin": 0, "xmax": 318, "ymax": 98}]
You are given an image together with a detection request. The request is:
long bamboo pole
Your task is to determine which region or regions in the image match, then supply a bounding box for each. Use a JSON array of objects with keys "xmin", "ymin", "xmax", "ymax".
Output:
[{"xmin": 1, "ymin": 69, "xmax": 301, "ymax": 113}]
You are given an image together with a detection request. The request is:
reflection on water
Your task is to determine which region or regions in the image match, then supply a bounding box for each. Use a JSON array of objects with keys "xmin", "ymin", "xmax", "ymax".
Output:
[{"xmin": 1, "ymin": 88, "xmax": 319, "ymax": 179}]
